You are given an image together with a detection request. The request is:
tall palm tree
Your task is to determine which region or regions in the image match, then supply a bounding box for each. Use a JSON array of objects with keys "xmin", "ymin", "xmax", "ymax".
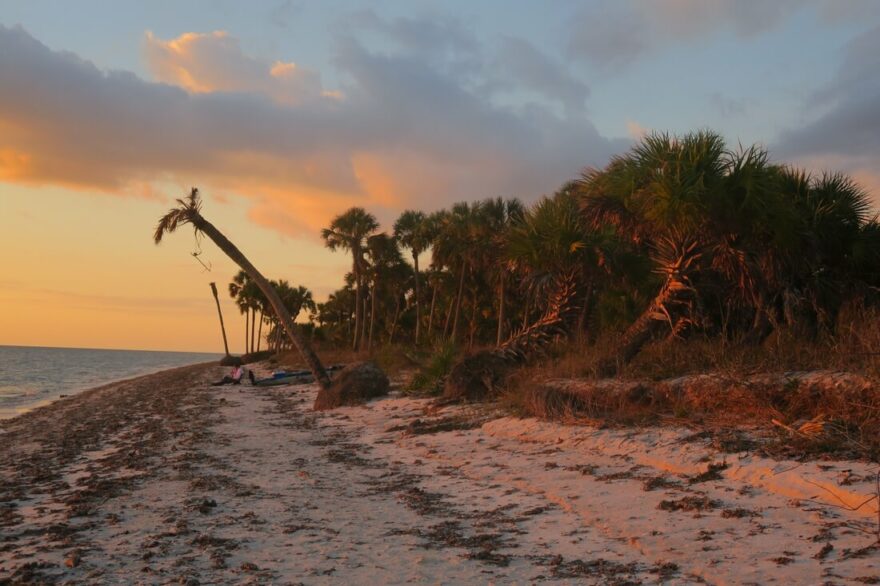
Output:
[
  {"xmin": 479, "ymin": 197, "xmax": 525, "ymax": 345},
  {"xmin": 228, "ymin": 270, "xmax": 253, "ymax": 353},
  {"xmin": 365, "ymin": 232, "xmax": 404, "ymax": 350},
  {"xmin": 433, "ymin": 202, "xmax": 481, "ymax": 342},
  {"xmin": 154, "ymin": 188, "xmax": 331, "ymax": 389},
  {"xmin": 393, "ymin": 210, "xmax": 432, "ymax": 345},
  {"xmin": 321, "ymin": 208, "xmax": 379, "ymax": 351}
]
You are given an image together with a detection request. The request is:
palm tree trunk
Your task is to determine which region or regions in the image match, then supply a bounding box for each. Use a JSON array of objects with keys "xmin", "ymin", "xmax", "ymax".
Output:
[
  {"xmin": 361, "ymin": 291, "xmax": 369, "ymax": 350},
  {"xmin": 427, "ymin": 280, "xmax": 438, "ymax": 340},
  {"xmin": 451, "ymin": 260, "xmax": 467, "ymax": 342},
  {"xmin": 191, "ymin": 215, "xmax": 331, "ymax": 389},
  {"xmin": 597, "ymin": 277, "xmax": 691, "ymax": 377},
  {"xmin": 353, "ymin": 261, "xmax": 362, "ymax": 352},
  {"xmin": 468, "ymin": 287, "xmax": 478, "ymax": 349},
  {"xmin": 368, "ymin": 276, "xmax": 378, "ymax": 351},
  {"xmin": 389, "ymin": 294, "xmax": 401, "ymax": 344},
  {"xmin": 575, "ymin": 284, "xmax": 592, "ymax": 343},
  {"xmin": 413, "ymin": 254, "xmax": 421, "ymax": 345},
  {"xmin": 209, "ymin": 283, "xmax": 230, "ymax": 356},
  {"xmin": 256, "ymin": 310, "xmax": 263, "ymax": 352},
  {"xmin": 443, "ymin": 296, "xmax": 454, "ymax": 339},
  {"xmin": 244, "ymin": 310, "xmax": 250, "ymax": 354},
  {"xmin": 522, "ymin": 290, "xmax": 531, "ymax": 330},
  {"xmin": 496, "ymin": 272, "xmax": 506, "ymax": 346},
  {"xmin": 250, "ymin": 307, "xmax": 256, "ymax": 354}
]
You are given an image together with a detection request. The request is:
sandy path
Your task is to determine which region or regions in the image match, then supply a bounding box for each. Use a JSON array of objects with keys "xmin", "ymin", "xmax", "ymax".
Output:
[{"xmin": 1, "ymin": 364, "xmax": 878, "ymax": 584}]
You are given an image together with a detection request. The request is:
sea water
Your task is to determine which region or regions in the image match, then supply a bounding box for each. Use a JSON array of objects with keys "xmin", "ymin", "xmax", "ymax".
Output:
[{"xmin": 0, "ymin": 345, "xmax": 221, "ymax": 420}]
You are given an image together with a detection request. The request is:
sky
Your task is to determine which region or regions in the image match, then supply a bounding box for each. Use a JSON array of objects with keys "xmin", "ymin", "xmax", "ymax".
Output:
[{"xmin": 1, "ymin": 0, "xmax": 879, "ymax": 352}]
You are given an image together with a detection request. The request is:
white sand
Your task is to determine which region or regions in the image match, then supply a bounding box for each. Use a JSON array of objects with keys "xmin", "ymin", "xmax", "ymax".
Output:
[{"xmin": 1, "ymin": 366, "xmax": 878, "ymax": 584}]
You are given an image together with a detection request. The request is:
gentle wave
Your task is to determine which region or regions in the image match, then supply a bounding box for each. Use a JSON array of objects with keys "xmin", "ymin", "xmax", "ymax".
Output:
[{"xmin": 0, "ymin": 345, "xmax": 221, "ymax": 420}]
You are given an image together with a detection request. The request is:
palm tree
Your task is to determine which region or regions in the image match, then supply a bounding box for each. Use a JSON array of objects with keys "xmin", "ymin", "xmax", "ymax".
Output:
[
  {"xmin": 393, "ymin": 210, "xmax": 432, "ymax": 345},
  {"xmin": 769, "ymin": 169, "xmax": 878, "ymax": 335},
  {"xmin": 433, "ymin": 202, "xmax": 482, "ymax": 342},
  {"xmin": 321, "ymin": 208, "xmax": 379, "ymax": 351},
  {"xmin": 365, "ymin": 232, "xmax": 404, "ymax": 350},
  {"xmin": 578, "ymin": 131, "xmax": 784, "ymax": 374},
  {"xmin": 267, "ymin": 280, "xmax": 316, "ymax": 350},
  {"xmin": 154, "ymin": 188, "xmax": 331, "ymax": 389},
  {"xmin": 479, "ymin": 197, "xmax": 525, "ymax": 345},
  {"xmin": 228, "ymin": 270, "xmax": 254, "ymax": 353}
]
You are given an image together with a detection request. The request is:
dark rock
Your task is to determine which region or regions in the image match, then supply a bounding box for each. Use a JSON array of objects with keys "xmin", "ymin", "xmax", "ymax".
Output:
[{"xmin": 313, "ymin": 362, "xmax": 390, "ymax": 410}]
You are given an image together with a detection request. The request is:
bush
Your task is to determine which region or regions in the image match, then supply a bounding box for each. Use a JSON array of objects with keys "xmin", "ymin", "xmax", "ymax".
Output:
[{"xmin": 407, "ymin": 342, "xmax": 459, "ymax": 396}]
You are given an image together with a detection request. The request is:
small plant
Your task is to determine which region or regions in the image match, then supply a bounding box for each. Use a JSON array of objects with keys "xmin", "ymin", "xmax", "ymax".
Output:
[{"xmin": 407, "ymin": 342, "xmax": 459, "ymax": 395}]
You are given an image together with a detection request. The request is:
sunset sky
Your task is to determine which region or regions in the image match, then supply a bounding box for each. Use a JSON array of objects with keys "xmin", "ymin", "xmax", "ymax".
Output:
[{"xmin": 1, "ymin": 0, "xmax": 879, "ymax": 352}]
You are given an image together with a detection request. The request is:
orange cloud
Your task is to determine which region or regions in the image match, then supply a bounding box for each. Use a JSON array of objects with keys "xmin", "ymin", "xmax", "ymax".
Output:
[
  {"xmin": 144, "ymin": 31, "xmax": 328, "ymax": 105},
  {"xmin": 0, "ymin": 148, "xmax": 33, "ymax": 180},
  {"xmin": 0, "ymin": 25, "xmax": 623, "ymax": 239}
]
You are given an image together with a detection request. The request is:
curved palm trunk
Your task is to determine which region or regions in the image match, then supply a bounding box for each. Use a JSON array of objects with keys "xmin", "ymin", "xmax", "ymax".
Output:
[
  {"xmin": 192, "ymin": 215, "xmax": 331, "ymax": 389},
  {"xmin": 443, "ymin": 271, "xmax": 581, "ymax": 402},
  {"xmin": 597, "ymin": 276, "xmax": 693, "ymax": 377},
  {"xmin": 209, "ymin": 282, "xmax": 230, "ymax": 355},
  {"xmin": 496, "ymin": 271, "xmax": 581, "ymax": 363},
  {"xmin": 413, "ymin": 254, "xmax": 421, "ymax": 345}
]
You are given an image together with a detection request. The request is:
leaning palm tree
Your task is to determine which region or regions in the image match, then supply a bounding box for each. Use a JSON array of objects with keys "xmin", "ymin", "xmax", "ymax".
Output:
[
  {"xmin": 154, "ymin": 188, "xmax": 331, "ymax": 389},
  {"xmin": 321, "ymin": 208, "xmax": 379, "ymax": 352}
]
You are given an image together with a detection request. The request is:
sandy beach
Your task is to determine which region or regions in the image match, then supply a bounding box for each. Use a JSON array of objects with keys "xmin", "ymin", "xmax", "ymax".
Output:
[{"xmin": 1, "ymin": 363, "xmax": 878, "ymax": 584}]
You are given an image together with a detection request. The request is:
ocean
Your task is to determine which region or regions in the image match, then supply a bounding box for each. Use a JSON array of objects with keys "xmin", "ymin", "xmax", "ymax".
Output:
[{"xmin": 0, "ymin": 345, "xmax": 221, "ymax": 420}]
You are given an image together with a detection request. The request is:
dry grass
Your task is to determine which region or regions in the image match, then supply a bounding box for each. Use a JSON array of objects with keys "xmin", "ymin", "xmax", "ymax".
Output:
[{"xmin": 499, "ymin": 306, "xmax": 880, "ymax": 459}]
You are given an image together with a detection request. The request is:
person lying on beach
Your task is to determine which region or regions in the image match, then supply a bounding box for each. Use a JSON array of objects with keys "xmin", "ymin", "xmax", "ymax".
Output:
[{"xmin": 211, "ymin": 365, "xmax": 243, "ymax": 386}]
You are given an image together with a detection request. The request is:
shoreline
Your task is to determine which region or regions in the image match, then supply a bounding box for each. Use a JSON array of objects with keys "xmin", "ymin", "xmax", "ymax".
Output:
[
  {"xmin": 1, "ymin": 363, "xmax": 878, "ymax": 583},
  {"xmin": 0, "ymin": 359, "xmax": 220, "ymax": 423}
]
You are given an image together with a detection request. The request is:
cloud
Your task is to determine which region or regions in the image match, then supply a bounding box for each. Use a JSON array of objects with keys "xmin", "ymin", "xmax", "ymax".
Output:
[
  {"xmin": 774, "ymin": 24, "xmax": 880, "ymax": 204},
  {"xmin": 143, "ymin": 30, "xmax": 327, "ymax": 104},
  {"xmin": 626, "ymin": 120, "xmax": 649, "ymax": 140},
  {"xmin": 566, "ymin": 0, "xmax": 860, "ymax": 69},
  {"xmin": 708, "ymin": 93, "xmax": 748, "ymax": 117},
  {"xmin": 494, "ymin": 37, "xmax": 589, "ymax": 113},
  {"xmin": 0, "ymin": 25, "xmax": 624, "ymax": 237}
]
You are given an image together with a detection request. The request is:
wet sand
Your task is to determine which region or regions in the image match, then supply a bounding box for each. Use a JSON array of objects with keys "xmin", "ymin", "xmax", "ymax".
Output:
[{"xmin": 1, "ymin": 363, "xmax": 878, "ymax": 584}]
